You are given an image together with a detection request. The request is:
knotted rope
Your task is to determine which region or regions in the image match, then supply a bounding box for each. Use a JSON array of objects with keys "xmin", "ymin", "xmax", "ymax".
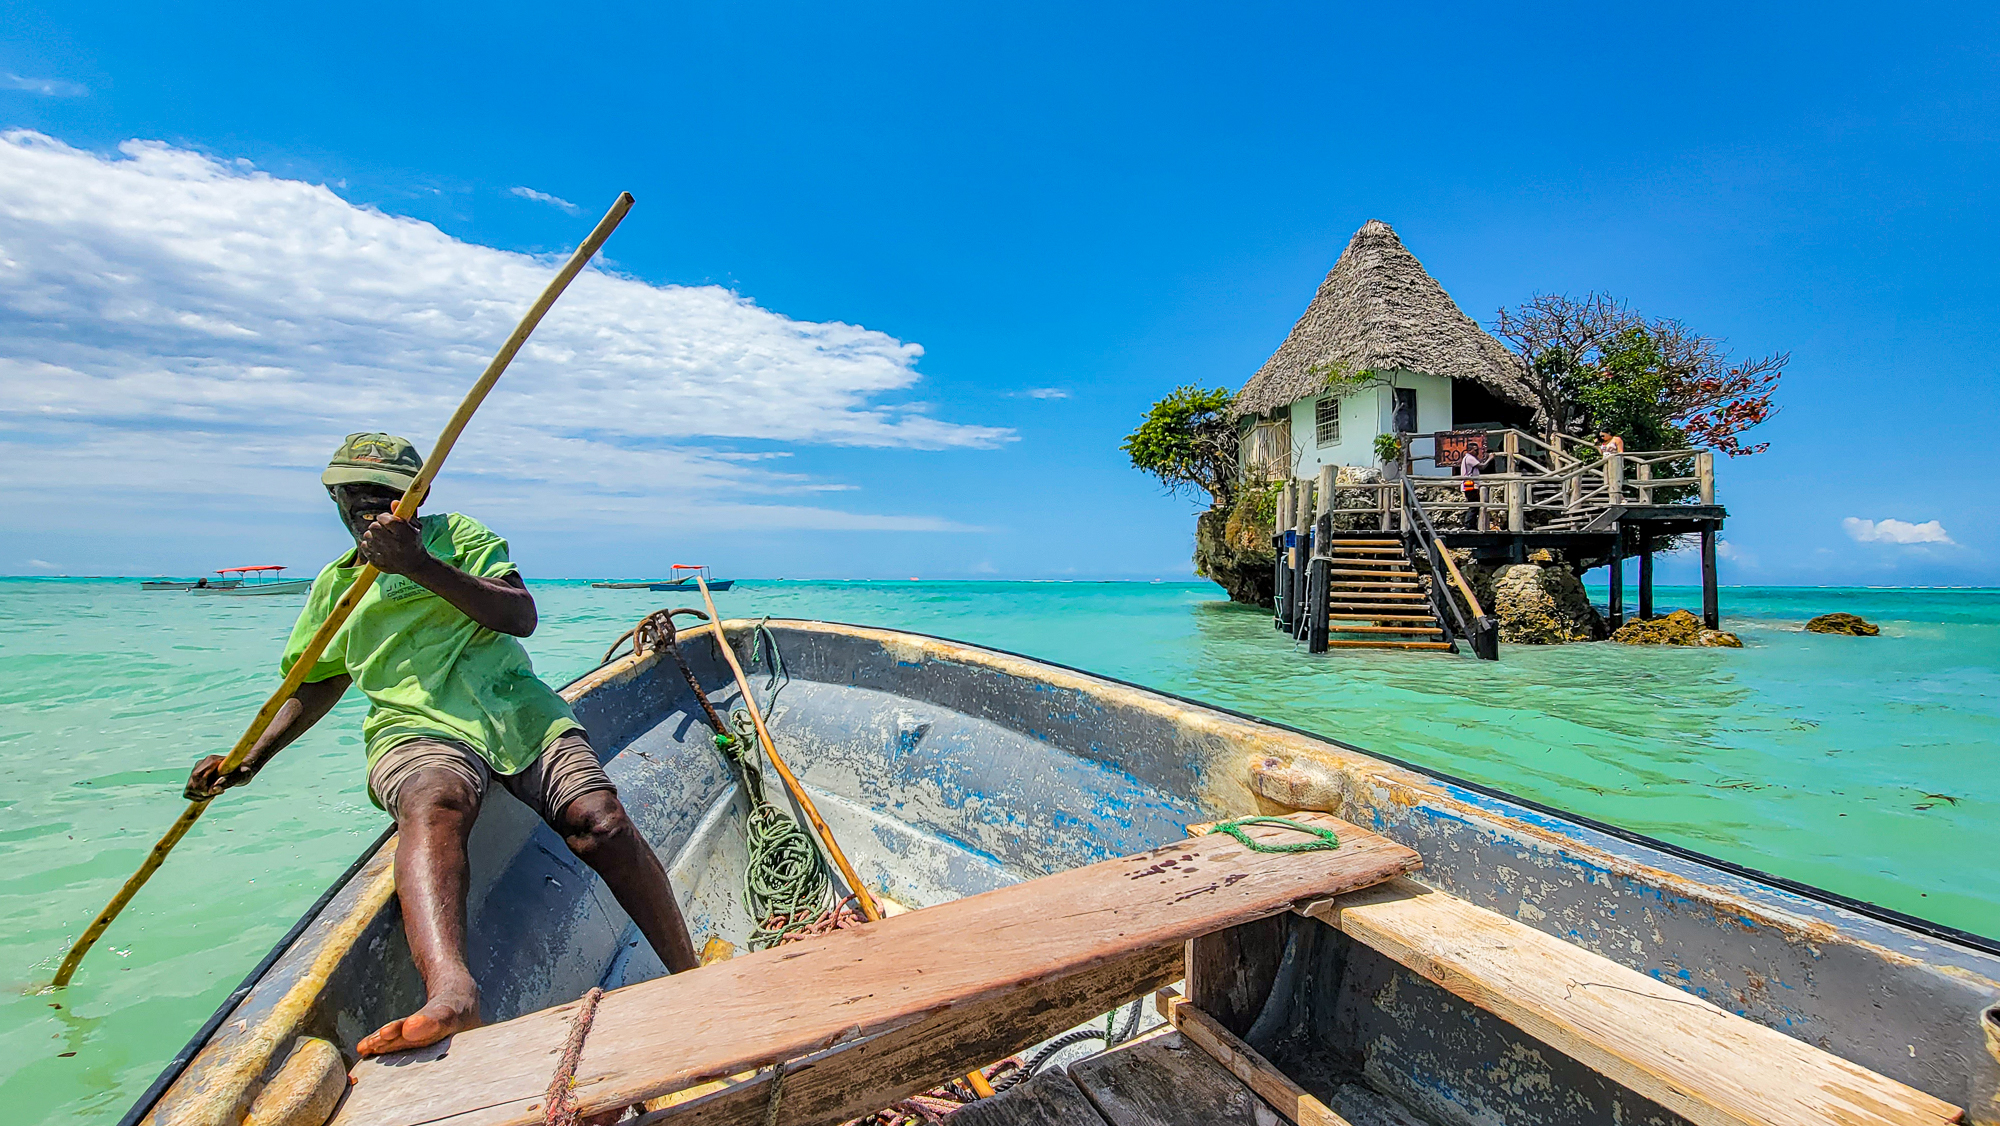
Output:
[{"xmin": 543, "ymin": 986, "xmax": 605, "ymax": 1126}]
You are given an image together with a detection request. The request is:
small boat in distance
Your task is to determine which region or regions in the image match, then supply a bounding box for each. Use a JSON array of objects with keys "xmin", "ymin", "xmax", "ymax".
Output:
[
  {"xmin": 140, "ymin": 577, "xmax": 243, "ymax": 591},
  {"xmin": 190, "ymin": 566, "xmax": 312, "ymax": 596},
  {"xmin": 591, "ymin": 563, "xmax": 735, "ymax": 592}
]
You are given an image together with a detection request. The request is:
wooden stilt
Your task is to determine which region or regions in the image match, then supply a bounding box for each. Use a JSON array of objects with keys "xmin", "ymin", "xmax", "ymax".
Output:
[
  {"xmin": 1638, "ymin": 537, "xmax": 1654, "ymax": 621},
  {"xmin": 1607, "ymin": 535, "xmax": 1624, "ymax": 632},
  {"xmin": 1701, "ymin": 525, "xmax": 1720, "ymax": 629}
]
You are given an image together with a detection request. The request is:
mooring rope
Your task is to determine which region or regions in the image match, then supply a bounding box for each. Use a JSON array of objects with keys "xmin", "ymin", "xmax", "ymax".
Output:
[
  {"xmin": 1205, "ymin": 816, "xmax": 1340, "ymax": 853},
  {"xmin": 543, "ymin": 986, "xmax": 605, "ymax": 1126}
]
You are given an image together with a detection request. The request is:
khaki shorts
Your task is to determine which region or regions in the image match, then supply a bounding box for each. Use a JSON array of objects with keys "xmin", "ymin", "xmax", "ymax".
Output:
[{"xmin": 368, "ymin": 730, "xmax": 615, "ymax": 825}]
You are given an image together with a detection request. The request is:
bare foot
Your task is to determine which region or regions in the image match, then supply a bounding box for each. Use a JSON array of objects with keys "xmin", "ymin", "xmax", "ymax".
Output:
[{"xmin": 356, "ymin": 986, "xmax": 481, "ymax": 1056}]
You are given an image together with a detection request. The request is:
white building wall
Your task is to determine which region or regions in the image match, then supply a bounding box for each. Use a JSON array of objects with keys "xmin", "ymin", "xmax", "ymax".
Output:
[{"xmin": 1281, "ymin": 368, "xmax": 1456, "ymax": 480}]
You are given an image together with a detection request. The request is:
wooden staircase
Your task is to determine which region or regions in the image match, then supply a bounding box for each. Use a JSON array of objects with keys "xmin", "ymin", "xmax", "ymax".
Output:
[{"xmin": 1320, "ymin": 538, "xmax": 1454, "ymax": 651}]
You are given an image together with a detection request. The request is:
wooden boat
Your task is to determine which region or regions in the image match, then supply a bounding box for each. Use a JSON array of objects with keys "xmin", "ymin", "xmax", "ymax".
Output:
[
  {"xmin": 594, "ymin": 564, "xmax": 736, "ymax": 592},
  {"xmin": 123, "ymin": 620, "xmax": 2000, "ymax": 1126},
  {"xmin": 191, "ymin": 566, "xmax": 312, "ymax": 596},
  {"xmin": 141, "ymin": 578, "xmax": 243, "ymax": 591}
]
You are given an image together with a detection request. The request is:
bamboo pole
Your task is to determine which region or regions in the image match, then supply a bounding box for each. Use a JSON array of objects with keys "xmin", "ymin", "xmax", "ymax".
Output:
[
  {"xmin": 693, "ymin": 579, "xmax": 881, "ymax": 924},
  {"xmin": 686, "ymin": 587, "xmax": 998, "ymax": 1098},
  {"xmin": 52, "ymin": 193, "xmax": 635, "ymax": 988}
]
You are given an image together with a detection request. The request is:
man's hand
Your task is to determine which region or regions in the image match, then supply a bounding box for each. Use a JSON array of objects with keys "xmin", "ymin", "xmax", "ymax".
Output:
[
  {"xmin": 185, "ymin": 754, "xmax": 256, "ymax": 800},
  {"xmin": 358, "ymin": 513, "xmax": 432, "ymax": 576}
]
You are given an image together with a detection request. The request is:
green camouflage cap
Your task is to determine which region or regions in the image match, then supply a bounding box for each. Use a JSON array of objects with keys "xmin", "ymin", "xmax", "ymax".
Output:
[{"xmin": 322, "ymin": 432, "xmax": 423, "ymax": 489}]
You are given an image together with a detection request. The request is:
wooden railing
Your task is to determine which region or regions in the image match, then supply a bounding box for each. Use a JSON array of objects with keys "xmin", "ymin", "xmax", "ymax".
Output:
[
  {"xmin": 1397, "ymin": 475, "xmax": 1498, "ymax": 660},
  {"xmin": 1326, "ymin": 430, "xmax": 1717, "ymax": 533}
]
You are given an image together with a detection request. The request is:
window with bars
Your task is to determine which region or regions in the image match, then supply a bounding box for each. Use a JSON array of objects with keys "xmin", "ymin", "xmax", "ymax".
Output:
[{"xmin": 1315, "ymin": 397, "xmax": 1340, "ymax": 447}]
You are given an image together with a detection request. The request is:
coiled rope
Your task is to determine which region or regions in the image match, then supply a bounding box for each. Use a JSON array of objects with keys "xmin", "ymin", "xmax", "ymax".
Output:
[{"xmin": 640, "ymin": 609, "xmax": 835, "ymax": 950}]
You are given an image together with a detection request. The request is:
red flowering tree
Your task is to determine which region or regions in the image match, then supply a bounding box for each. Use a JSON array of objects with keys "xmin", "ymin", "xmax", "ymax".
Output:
[{"xmin": 1492, "ymin": 293, "xmax": 1786, "ymax": 457}]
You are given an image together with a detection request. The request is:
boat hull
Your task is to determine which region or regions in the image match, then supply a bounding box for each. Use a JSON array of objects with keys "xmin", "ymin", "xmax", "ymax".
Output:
[
  {"xmin": 191, "ymin": 579, "xmax": 312, "ymax": 596},
  {"xmin": 127, "ymin": 620, "xmax": 2000, "ymax": 1126}
]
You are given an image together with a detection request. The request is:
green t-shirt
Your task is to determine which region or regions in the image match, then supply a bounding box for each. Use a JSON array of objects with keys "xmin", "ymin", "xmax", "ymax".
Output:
[{"xmin": 281, "ymin": 512, "xmax": 578, "ymax": 779}]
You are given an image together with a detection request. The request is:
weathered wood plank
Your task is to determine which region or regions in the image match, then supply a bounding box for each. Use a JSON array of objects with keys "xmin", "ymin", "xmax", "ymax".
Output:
[
  {"xmin": 334, "ymin": 813, "xmax": 1418, "ymax": 1126},
  {"xmin": 949, "ymin": 1068, "xmax": 1109, "ymax": 1126},
  {"xmin": 1306, "ymin": 878, "xmax": 1964, "ymax": 1126},
  {"xmin": 1156, "ymin": 988, "xmax": 1353, "ymax": 1126},
  {"xmin": 638, "ymin": 945, "xmax": 1179, "ymax": 1126},
  {"xmin": 1069, "ymin": 1030, "xmax": 1281, "ymax": 1126}
]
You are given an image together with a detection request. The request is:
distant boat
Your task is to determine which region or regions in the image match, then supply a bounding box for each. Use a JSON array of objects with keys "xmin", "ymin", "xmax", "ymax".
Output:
[
  {"xmin": 141, "ymin": 578, "xmax": 242, "ymax": 591},
  {"xmin": 591, "ymin": 563, "xmax": 735, "ymax": 592},
  {"xmin": 190, "ymin": 566, "xmax": 312, "ymax": 596}
]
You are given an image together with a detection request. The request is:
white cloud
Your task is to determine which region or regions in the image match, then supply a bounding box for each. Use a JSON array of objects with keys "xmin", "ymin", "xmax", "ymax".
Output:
[
  {"xmin": 510, "ymin": 185, "xmax": 579, "ymax": 214},
  {"xmin": 26, "ymin": 558, "xmax": 58, "ymax": 569},
  {"xmin": 1013, "ymin": 387, "xmax": 1070, "ymax": 399},
  {"xmin": 1842, "ymin": 517, "xmax": 1955, "ymax": 546},
  {"xmin": 0, "ymin": 132, "xmax": 1009, "ymax": 534},
  {"xmin": 2, "ymin": 74, "xmax": 87, "ymax": 97}
]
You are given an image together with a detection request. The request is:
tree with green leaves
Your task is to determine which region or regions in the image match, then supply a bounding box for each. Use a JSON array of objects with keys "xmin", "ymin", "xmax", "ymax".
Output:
[
  {"xmin": 1492, "ymin": 293, "xmax": 1786, "ymax": 457},
  {"xmin": 1122, "ymin": 385, "xmax": 1239, "ymax": 509}
]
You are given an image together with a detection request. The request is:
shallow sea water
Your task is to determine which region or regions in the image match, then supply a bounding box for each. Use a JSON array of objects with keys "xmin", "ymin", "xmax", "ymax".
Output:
[{"xmin": 2, "ymin": 577, "xmax": 1994, "ymax": 1123}]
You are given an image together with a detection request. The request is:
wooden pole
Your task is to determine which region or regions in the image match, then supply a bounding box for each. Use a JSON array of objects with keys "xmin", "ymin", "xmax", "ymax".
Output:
[
  {"xmin": 1697, "ymin": 451, "xmax": 1716, "ymax": 505},
  {"xmin": 53, "ymin": 193, "xmax": 636, "ymax": 988},
  {"xmin": 694, "ymin": 579, "xmax": 881, "ymax": 924},
  {"xmin": 1701, "ymin": 526, "xmax": 1720, "ymax": 630},
  {"xmin": 690, "ymin": 584, "xmax": 999, "ymax": 1097},
  {"xmin": 1507, "ymin": 478, "xmax": 1524, "ymax": 533},
  {"xmin": 1638, "ymin": 538, "xmax": 1655, "ymax": 621},
  {"xmin": 1607, "ymin": 534, "xmax": 1624, "ymax": 633}
]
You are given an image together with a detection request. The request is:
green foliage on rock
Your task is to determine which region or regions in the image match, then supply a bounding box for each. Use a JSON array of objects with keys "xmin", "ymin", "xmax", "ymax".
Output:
[
  {"xmin": 1122, "ymin": 385, "xmax": 1238, "ymax": 510},
  {"xmin": 1373, "ymin": 433, "xmax": 1403, "ymax": 464}
]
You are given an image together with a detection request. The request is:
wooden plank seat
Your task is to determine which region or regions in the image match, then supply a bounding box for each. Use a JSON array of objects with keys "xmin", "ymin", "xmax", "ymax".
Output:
[
  {"xmin": 332, "ymin": 813, "xmax": 1419, "ymax": 1126},
  {"xmin": 1303, "ymin": 878, "xmax": 1964, "ymax": 1126}
]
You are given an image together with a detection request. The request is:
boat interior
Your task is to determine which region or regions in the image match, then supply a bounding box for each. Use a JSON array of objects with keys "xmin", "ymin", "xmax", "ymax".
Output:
[{"xmin": 142, "ymin": 619, "xmax": 2000, "ymax": 1126}]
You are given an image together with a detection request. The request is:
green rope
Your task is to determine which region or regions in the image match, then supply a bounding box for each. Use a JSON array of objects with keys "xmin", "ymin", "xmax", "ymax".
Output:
[
  {"xmin": 714, "ymin": 720, "xmax": 833, "ymax": 949},
  {"xmin": 1205, "ymin": 816, "xmax": 1340, "ymax": 853}
]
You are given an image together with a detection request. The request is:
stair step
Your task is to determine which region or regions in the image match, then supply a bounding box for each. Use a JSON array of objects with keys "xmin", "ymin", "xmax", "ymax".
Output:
[
  {"xmin": 1329, "ymin": 591, "xmax": 1429, "ymax": 600},
  {"xmin": 1329, "ymin": 613, "xmax": 1439, "ymax": 622},
  {"xmin": 1327, "ymin": 539, "xmax": 1402, "ymax": 547},
  {"xmin": 1323, "ymin": 639, "xmax": 1456, "ymax": 651},
  {"xmin": 1328, "ymin": 576, "xmax": 1424, "ymax": 588},
  {"xmin": 1327, "ymin": 625, "xmax": 1447, "ymax": 636},
  {"xmin": 1323, "ymin": 555, "xmax": 1412, "ymax": 565},
  {"xmin": 1327, "ymin": 568, "xmax": 1418, "ymax": 579}
]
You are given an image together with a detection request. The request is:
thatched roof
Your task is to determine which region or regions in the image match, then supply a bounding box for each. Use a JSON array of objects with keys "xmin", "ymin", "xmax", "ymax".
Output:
[{"xmin": 1234, "ymin": 220, "xmax": 1534, "ymax": 417}]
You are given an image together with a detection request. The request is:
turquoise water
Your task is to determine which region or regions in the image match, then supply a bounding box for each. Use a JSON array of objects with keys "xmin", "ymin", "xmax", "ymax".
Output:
[{"xmin": 2, "ymin": 577, "xmax": 1995, "ymax": 1123}]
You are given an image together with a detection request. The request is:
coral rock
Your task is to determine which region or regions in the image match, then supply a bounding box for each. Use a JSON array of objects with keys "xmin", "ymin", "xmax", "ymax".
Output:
[
  {"xmin": 1805, "ymin": 612, "xmax": 1879, "ymax": 636},
  {"xmin": 1493, "ymin": 563, "xmax": 1604, "ymax": 644},
  {"xmin": 1612, "ymin": 609, "xmax": 1742, "ymax": 648}
]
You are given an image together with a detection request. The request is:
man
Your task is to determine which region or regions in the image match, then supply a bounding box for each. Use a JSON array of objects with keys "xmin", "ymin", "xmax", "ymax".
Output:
[{"xmin": 187, "ymin": 433, "xmax": 699, "ymax": 1056}]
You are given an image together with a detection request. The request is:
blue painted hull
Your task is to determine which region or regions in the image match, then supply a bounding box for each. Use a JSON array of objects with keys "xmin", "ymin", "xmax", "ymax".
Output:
[{"xmin": 130, "ymin": 620, "xmax": 2000, "ymax": 1125}]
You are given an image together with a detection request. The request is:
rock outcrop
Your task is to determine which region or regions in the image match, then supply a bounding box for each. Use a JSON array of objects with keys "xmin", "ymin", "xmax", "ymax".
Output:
[
  {"xmin": 1805, "ymin": 612, "xmax": 1879, "ymax": 636},
  {"xmin": 1611, "ymin": 609, "xmax": 1743, "ymax": 648},
  {"xmin": 1492, "ymin": 563, "xmax": 1604, "ymax": 644},
  {"xmin": 1195, "ymin": 507, "xmax": 1274, "ymax": 606}
]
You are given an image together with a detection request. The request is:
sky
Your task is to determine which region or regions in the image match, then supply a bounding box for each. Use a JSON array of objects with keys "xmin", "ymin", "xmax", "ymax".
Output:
[{"xmin": 0, "ymin": 1, "xmax": 1995, "ymax": 585}]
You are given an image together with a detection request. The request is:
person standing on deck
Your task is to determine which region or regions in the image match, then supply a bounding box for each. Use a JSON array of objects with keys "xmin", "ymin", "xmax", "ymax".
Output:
[
  {"xmin": 1458, "ymin": 446, "xmax": 1487, "ymax": 503},
  {"xmin": 185, "ymin": 433, "xmax": 700, "ymax": 1056}
]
